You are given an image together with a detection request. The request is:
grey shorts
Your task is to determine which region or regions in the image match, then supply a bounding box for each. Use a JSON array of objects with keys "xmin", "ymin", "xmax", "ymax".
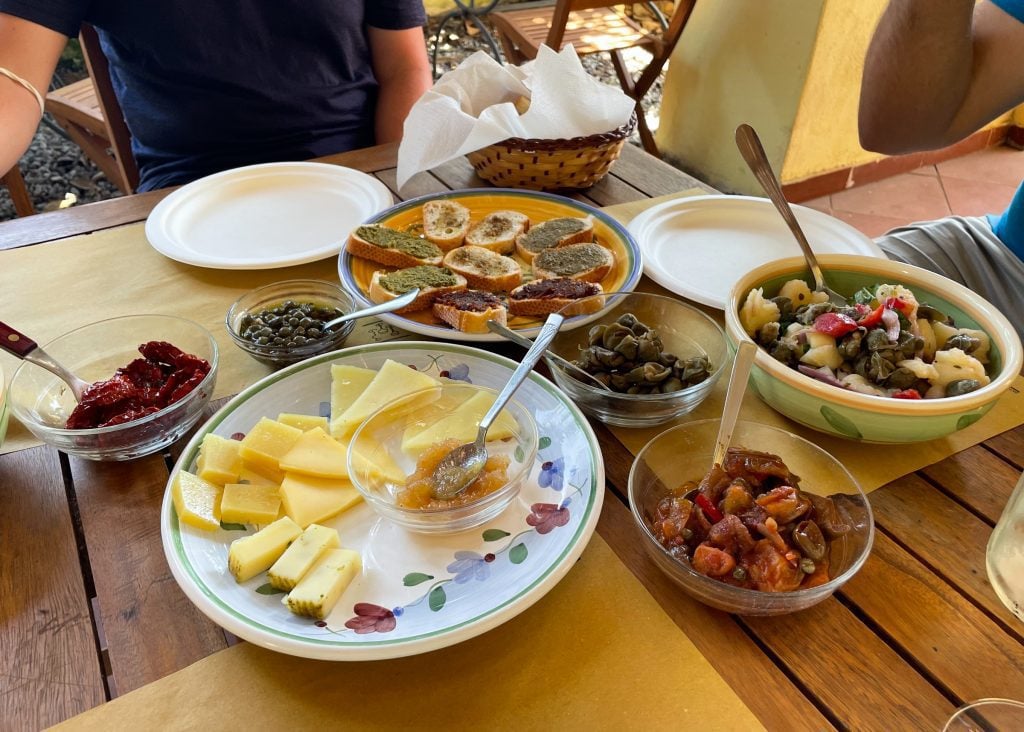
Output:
[{"xmin": 876, "ymin": 216, "xmax": 1024, "ymax": 340}]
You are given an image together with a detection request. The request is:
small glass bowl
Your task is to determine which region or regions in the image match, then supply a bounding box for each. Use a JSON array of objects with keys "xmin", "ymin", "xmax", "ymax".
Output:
[
  {"xmin": 628, "ymin": 419, "xmax": 874, "ymax": 615},
  {"xmin": 547, "ymin": 291, "xmax": 728, "ymax": 427},
  {"xmin": 9, "ymin": 315, "xmax": 218, "ymax": 461},
  {"xmin": 348, "ymin": 383, "xmax": 538, "ymax": 534},
  {"xmin": 225, "ymin": 279, "xmax": 356, "ymax": 367}
]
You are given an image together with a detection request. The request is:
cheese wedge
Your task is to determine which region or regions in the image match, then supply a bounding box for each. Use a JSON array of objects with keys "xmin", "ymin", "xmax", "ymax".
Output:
[
  {"xmin": 268, "ymin": 524, "xmax": 340, "ymax": 591},
  {"xmin": 277, "ymin": 413, "xmax": 330, "ymax": 433},
  {"xmin": 239, "ymin": 460, "xmax": 285, "ymax": 486},
  {"xmin": 279, "ymin": 473, "xmax": 363, "ymax": 528},
  {"xmin": 197, "ymin": 434, "xmax": 243, "ymax": 486},
  {"xmin": 329, "ymin": 365, "xmax": 378, "ymax": 437},
  {"xmin": 220, "ymin": 483, "xmax": 281, "ymax": 525},
  {"xmin": 279, "ymin": 427, "xmax": 349, "ymax": 479},
  {"xmin": 238, "ymin": 418, "xmax": 303, "ymax": 472},
  {"xmin": 286, "ymin": 548, "xmax": 361, "ymax": 619},
  {"xmin": 332, "ymin": 359, "xmax": 442, "ymax": 438},
  {"xmin": 172, "ymin": 470, "xmax": 223, "ymax": 531},
  {"xmin": 345, "ymin": 437, "xmax": 407, "ymax": 485},
  {"xmin": 402, "ymin": 390, "xmax": 519, "ymax": 454},
  {"xmin": 227, "ymin": 516, "xmax": 302, "ymax": 583}
]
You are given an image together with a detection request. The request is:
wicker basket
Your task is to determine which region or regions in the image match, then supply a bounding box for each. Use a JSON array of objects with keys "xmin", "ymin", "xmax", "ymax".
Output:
[{"xmin": 466, "ymin": 114, "xmax": 637, "ymax": 191}]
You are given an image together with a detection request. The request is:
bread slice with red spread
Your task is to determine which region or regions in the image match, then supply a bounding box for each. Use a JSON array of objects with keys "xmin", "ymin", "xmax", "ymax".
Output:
[
  {"xmin": 531, "ymin": 242, "xmax": 614, "ymax": 283},
  {"xmin": 508, "ymin": 278, "xmax": 604, "ymax": 317},
  {"xmin": 442, "ymin": 245, "xmax": 522, "ymax": 292},
  {"xmin": 368, "ymin": 265, "xmax": 468, "ymax": 313},
  {"xmin": 347, "ymin": 224, "xmax": 444, "ymax": 269},
  {"xmin": 432, "ymin": 290, "xmax": 508, "ymax": 333},
  {"xmin": 464, "ymin": 210, "xmax": 530, "ymax": 255},
  {"xmin": 423, "ymin": 200, "xmax": 471, "ymax": 251},
  {"xmin": 514, "ymin": 216, "xmax": 593, "ymax": 262}
]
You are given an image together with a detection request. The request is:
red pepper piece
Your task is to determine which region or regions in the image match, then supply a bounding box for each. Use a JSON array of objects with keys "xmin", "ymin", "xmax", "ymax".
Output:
[
  {"xmin": 813, "ymin": 312, "xmax": 859, "ymax": 338},
  {"xmin": 695, "ymin": 493, "xmax": 724, "ymax": 523},
  {"xmin": 885, "ymin": 296, "xmax": 914, "ymax": 316},
  {"xmin": 892, "ymin": 388, "xmax": 922, "ymax": 399},
  {"xmin": 858, "ymin": 303, "xmax": 885, "ymax": 328}
]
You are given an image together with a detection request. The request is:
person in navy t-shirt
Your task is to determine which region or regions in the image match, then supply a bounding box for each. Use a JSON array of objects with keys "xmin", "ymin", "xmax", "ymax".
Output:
[
  {"xmin": 0, "ymin": 2, "xmax": 431, "ymax": 192},
  {"xmin": 860, "ymin": 0, "xmax": 1024, "ymax": 335}
]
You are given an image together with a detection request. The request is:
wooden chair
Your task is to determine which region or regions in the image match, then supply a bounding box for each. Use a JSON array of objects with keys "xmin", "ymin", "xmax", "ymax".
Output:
[
  {"xmin": 490, "ymin": 0, "xmax": 697, "ymax": 156},
  {"xmin": 44, "ymin": 24, "xmax": 138, "ymax": 194},
  {"xmin": 2, "ymin": 165, "xmax": 34, "ymax": 217}
]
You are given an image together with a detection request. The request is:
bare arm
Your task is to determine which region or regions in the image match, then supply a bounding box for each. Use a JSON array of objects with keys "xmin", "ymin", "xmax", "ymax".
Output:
[
  {"xmin": 368, "ymin": 26, "xmax": 432, "ymax": 145},
  {"xmin": 859, "ymin": 0, "xmax": 1024, "ymax": 154},
  {"xmin": 0, "ymin": 13, "xmax": 66, "ymax": 176}
]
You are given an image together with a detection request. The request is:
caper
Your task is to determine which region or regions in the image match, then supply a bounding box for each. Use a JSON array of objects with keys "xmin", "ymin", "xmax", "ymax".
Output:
[
  {"xmin": 799, "ymin": 558, "xmax": 817, "ymax": 575},
  {"xmin": 732, "ymin": 567, "xmax": 748, "ymax": 581}
]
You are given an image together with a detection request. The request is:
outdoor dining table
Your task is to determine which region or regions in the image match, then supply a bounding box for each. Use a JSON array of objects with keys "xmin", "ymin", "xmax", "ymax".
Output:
[{"xmin": 2, "ymin": 142, "xmax": 1023, "ymax": 731}]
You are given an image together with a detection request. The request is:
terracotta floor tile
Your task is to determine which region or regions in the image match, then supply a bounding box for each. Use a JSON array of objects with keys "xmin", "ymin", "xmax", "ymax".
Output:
[
  {"xmin": 940, "ymin": 176, "xmax": 1019, "ymax": 217},
  {"xmin": 801, "ymin": 195, "xmax": 832, "ymax": 214},
  {"xmin": 830, "ymin": 173, "xmax": 951, "ymax": 221},
  {"xmin": 829, "ymin": 210, "xmax": 910, "ymax": 239},
  {"xmin": 937, "ymin": 146, "xmax": 1024, "ymax": 187},
  {"xmin": 909, "ymin": 165, "xmax": 939, "ymax": 177}
]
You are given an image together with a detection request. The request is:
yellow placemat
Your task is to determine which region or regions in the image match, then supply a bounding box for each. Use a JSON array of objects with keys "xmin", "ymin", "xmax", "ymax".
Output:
[{"xmin": 51, "ymin": 534, "xmax": 763, "ymax": 731}]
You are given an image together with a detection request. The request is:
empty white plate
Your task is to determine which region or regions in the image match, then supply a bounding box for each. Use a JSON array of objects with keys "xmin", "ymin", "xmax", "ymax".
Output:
[
  {"xmin": 628, "ymin": 195, "xmax": 885, "ymax": 309},
  {"xmin": 145, "ymin": 162, "xmax": 393, "ymax": 269}
]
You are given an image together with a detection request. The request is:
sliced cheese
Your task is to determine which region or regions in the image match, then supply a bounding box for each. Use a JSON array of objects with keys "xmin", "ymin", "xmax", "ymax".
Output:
[
  {"xmin": 332, "ymin": 359, "xmax": 441, "ymax": 438},
  {"xmin": 172, "ymin": 470, "xmax": 222, "ymax": 531},
  {"xmin": 279, "ymin": 427, "xmax": 349, "ymax": 479},
  {"xmin": 286, "ymin": 548, "xmax": 361, "ymax": 619},
  {"xmin": 227, "ymin": 516, "xmax": 301, "ymax": 583},
  {"xmin": 196, "ymin": 434, "xmax": 243, "ymax": 487},
  {"xmin": 345, "ymin": 437, "xmax": 407, "ymax": 485},
  {"xmin": 220, "ymin": 483, "xmax": 281, "ymax": 525},
  {"xmin": 402, "ymin": 389, "xmax": 518, "ymax": 454},
  {"xmin": 268, "ymin": 524, "xmax": 340, "ymax": 591},
  {"xmin": 239, "ymin": 460, "xmax": 285, "ymax": 486},
  {"xmin": 277, "ymin": 413, "xmax": 330, "ymax": 433},
  {"xmin": 238, "ymin": 417, "xmax": 303, "ymax": 472},
  {"xmin": 329, "ymin": 365, "xmax": 378, "ymax": 437},
  {"xmin": 279, "ymin": 473, "xmax": 363, "ymax": 528}
]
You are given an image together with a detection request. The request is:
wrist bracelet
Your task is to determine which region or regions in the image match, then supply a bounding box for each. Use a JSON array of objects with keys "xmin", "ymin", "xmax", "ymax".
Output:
[{"xmin": 0, "ymin": 66, "xmax": 45, "ymax": 117}]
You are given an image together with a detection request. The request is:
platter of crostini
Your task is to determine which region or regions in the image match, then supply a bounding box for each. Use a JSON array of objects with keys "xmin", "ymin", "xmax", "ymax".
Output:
[{"xmin": 337, "ymin": 189, "xmax": 643, "ymax": 341}]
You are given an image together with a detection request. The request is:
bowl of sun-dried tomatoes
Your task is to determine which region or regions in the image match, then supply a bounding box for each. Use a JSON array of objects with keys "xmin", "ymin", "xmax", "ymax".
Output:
[{"xmin": 8, "ymin": 315, "xmax": 218, "ymax": 460}]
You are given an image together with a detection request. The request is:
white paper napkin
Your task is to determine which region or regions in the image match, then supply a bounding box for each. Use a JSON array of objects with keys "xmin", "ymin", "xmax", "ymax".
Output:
[{"xmin": 396, "ymin": 45, "xmax": 636, "ymax": 190}]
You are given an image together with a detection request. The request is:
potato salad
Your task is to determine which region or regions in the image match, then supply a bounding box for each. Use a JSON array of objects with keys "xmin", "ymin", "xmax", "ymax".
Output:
[{"xmin": 739, "ymin": 279, "xmax": 992, "ymax": 399}]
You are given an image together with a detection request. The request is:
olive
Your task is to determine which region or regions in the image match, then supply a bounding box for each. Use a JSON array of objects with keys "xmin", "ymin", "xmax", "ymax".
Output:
[{"xmin": 792, "ymin": 520, "xmax": 827, "ymax": 560}]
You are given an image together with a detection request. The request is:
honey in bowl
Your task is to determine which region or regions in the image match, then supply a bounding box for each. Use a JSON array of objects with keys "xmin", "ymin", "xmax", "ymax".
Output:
[{"xmin": 399, "ymin": 438, "xmax": 511, "ymax": 509}]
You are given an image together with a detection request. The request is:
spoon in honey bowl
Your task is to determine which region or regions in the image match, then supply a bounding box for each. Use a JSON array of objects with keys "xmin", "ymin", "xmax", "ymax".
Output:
[
  {"xmin": 0, "ymin": 321, "xmax": 92, "ymax": 402},
  {"xmin": 711, "ymin": 340, "xmax": 758, "ymax": 469},
  {"xmin": 430, "ymin": 313, "xmax": 565, "ymax": 500},
  {"xmin": 486, "ymin": 319, "xmax": 612, "ymax": 392}
]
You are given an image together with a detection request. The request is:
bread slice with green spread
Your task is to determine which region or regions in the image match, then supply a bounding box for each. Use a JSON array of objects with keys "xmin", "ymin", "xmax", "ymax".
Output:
[
  {"xmin": 442, "ymin": 245, "xmax": 522, "ymax": 292},
  {"xmin": 464, "ymin": 210, "xmax": 530, "ymax": 255},
  {"xmin": 532, "ymin": 242, "xmax": 614, "ymax": 283},
  {"xmin": 348, "ymin": 224, "xmax": 443, "ymax": 269},
  {"xmin": 514, "ymin": 216, "xmax": 593, "ymax": 262},
  {"xmin": 368, "ymin": 265, "xmax": 468, "ymax": 313},
  {"xmin": 423, "ymin": 200, "xmax": 471, "ymax": 251}
]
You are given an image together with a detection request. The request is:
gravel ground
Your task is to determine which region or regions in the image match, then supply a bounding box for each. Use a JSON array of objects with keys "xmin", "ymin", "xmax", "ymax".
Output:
[{"xmin": 1, "ymin": 14, "xmax": 663, "ymax": 221}]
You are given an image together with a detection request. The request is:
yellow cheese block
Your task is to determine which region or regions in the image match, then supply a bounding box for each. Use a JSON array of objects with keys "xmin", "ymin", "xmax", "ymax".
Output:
[
  {"xmin": 332, "ymin": 359, "xmax": 441, "ymax": 438},
  {"xmin": 345, "ymin": 437, "xmax": 407, "ymax": 485},
  {"xmin": 279, "ymin": 473, "xmax": 363, "ymax": 528},
  {"xmin": 227, "ymin": 516, "xmax": 301, "ymax": 583},
  {"xmin": 220, "ymin": 483, "xmax": 281, "ymax": 525},
  {"xmin": 279, "ymin": 427, "xmax": 349, "ymax": 479},
  {"xmin": 197, "ymin": 434, "xmax": 243, "ymax": 486},
  {"xmin": 286, "ymin": 548, "xmax": 361, "ymax": 619},
  {"xmin": 402, "ymin": 389, "xmax": 519, "ymax": 454},
  {"xmin": 277, "ymin": 413, "xmax": 330, "ymax": 432},
  {"xmin": 172, "ymin": 470, "xmax": 223, "ymax": 531},
  {"xmin": 328, "ymin": 365, "xmax": 378, "ymax": 438},
  {"xmin": 267, "ymin": 524, "xmax": 340, "ymax": 591},
  {"xmin": 238, "ymin": 417, "xmax": 303, "ymax": 472},
  {"xmin": 239, "ymin": 460, "xmax": 285, "ymax": 486}
]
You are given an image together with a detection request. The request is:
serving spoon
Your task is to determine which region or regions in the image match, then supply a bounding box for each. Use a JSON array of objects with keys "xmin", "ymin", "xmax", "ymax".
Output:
[
  {"xmin": 734, "ymin": 124, "xmax": 847, "ymax": 306},
  {"xmin": 430, "ymin": 313, "xmax": 565, "ymax": 500},
  {"xmin": 0, "ymin": 321, "xmax": 92, "ymax": 402},
  {"xmin": 321, "ymin": 287, "xmax": 420, "ymax": 331},
  {"xmin": 486, "ymin": 319, "xmax": 612, "ymax": 392},
  {"xmin": 711, "ymin": 340, "xmax": 758, "ymax": 468}
]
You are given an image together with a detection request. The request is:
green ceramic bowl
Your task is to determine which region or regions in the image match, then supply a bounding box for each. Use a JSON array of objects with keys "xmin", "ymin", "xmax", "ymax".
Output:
[{"xmin": 725, "ymin": 255, "xmax": 1023, "ymax": 443}]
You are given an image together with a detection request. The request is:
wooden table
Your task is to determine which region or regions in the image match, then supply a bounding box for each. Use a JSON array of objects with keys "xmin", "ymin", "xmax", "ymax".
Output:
[{"xmin": 2, "ymin": 143, "xmax": 1022, "ymax": 731}]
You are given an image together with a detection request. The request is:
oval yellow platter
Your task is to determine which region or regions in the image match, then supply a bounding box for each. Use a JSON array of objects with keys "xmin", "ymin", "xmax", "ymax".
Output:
[{"xmin": 337, "ymin": 189, "xmax": 643, "ymax": 342}]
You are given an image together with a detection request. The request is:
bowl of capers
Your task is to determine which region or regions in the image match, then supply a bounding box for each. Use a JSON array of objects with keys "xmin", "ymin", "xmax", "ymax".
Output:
[
  {"xmin": 225, "ymin": 279, "xmax": 357, "ymax": 367},
  {"xmin": 547, "ymin": 291, "xmax": 728, "ymax": 427}
]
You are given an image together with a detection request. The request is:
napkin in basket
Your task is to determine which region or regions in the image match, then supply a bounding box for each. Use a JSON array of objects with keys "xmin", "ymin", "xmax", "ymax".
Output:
[{"xmin": 396, "ymin": 45, "xmax": 636, "ymax": 190}]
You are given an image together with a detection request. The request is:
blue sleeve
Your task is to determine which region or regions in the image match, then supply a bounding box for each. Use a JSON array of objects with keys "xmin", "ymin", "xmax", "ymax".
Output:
[
  {"xmin": 991, "ymin": 0, "xmax": 1024, "ymax": 23},
  {"xmin": 365, "ymin": 0, "xmax": 426, "ymax": 31},
  {"xmin": 990, "ymin": 182, "xmax": 1024, "ymax": 259},
  {"xmin": 0, "ymin": 0, "xmax": 86, "ymax": 37}
]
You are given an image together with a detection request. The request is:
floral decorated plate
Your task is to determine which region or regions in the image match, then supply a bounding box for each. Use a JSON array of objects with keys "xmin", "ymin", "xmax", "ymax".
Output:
[
  {"xmin": 337, "ymin": 189, "xmax": 643, "ymax": 342},
  {"xmin": 160, "ymin": 342, "xmax": 604, "ymax": 660}
]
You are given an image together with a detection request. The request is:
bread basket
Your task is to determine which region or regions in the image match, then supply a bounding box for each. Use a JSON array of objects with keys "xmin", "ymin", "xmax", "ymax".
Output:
[{"xmin": 466, "ymin": 113, "xmax": 637, "ymax": 191}]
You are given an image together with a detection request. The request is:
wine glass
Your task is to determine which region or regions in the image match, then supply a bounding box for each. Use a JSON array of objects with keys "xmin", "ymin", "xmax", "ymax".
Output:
[{"xmin": 986, "ymin": 471, "xmax": 1024, "ymax": 622}]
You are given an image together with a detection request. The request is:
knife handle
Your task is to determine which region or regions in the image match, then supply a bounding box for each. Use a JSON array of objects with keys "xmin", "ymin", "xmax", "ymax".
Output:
[{"xmin": 0, "ymin": 321, "xmax": 38, "ymax": 358}]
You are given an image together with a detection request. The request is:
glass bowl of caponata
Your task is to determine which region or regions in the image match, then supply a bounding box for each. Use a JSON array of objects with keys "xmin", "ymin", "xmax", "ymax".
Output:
[
  {"xmin": 225, "ymin": 279, "xmax": 357, "ymax": 367},
  {"xmin": 546, "ymin": 291, "xmax": 728, "ymax": 427}
]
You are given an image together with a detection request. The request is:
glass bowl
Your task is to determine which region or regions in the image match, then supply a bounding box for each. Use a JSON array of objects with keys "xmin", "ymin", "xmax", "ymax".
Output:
[
  {"xmin": 348, "ymin": 383, "xmax": 538, "ymax": 534},
  {"xmin": 628, "ymin": 419, "xmax": 874, "ymax": 615},
  {"xmin": 9, "ymin": 315, "xmax": 218, "ymax": 461},
  {"xmin": 546, "ymin": 291, "xmax": 728, "ymax": 427},
  {"xmin": 225, "ymin": 279, "xmax": 356, "ymax": 367}
]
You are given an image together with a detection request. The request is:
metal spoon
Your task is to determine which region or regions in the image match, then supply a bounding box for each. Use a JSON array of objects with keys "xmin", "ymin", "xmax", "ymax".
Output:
[
  {"xmin": 430, "ymin": 313, "xmax": 565, "ymax": 500},
  {"xmin": 734, "ymin": 124, "xmax": 847, "ymax": 306},
  {"xmin": 711, "ymin": 340, "xmax": 758, "ymax": 468},
  {"xmin": 0, "ymin": 321, "xmax": 92, "ymax": 402},
  {"xmin": 321, "ymin": 287, "xmax": 420, "ymax": 330},
  {"xmin": 486, "ymin": 319, "xmax": 612, "ymax": 392}
]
